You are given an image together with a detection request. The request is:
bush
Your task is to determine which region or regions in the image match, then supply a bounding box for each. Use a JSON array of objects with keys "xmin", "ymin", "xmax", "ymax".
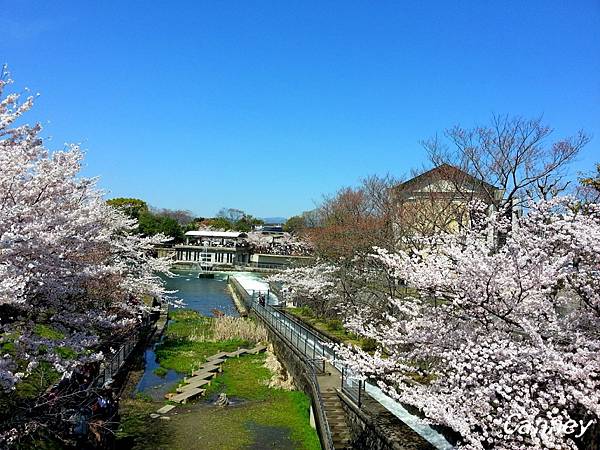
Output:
[
  {"xmin": 360, "ymin": 338, "xmax": 378, "ymax": 352},
  {"xmin": 326, "ymin": 319, "xmax": 344, "ymax": 332},
  {"xmin": 295, "ymin": 306, "xmax": 313, "ymax": 319},
  {"xmin": 153, "ymin": 367, "xmax": 168, "ymax": 377}
]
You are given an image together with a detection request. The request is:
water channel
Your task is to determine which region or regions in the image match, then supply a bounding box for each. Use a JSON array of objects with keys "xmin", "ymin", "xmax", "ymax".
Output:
[{"xmin": 135, "ymin": 270, "xmax": 240, "ymax": 399}]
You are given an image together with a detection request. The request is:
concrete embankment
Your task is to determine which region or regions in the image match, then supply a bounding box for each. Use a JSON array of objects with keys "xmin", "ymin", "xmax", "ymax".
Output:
[{"xmin": 227, "ymin": 282, "xmax": 249, "ymax": 317}]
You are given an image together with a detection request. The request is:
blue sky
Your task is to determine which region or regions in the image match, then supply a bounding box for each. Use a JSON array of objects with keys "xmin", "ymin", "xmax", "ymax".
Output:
[{"xmin": 1, "ymin": 1, "xmax": 599, "ymax": 218}]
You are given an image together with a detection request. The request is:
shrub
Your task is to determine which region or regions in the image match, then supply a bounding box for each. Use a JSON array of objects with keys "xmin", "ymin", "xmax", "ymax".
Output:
[
  {"xmin": 153, "ymin": 367, "xmax": 168, "ymax": 377},
  {"xmin": 326, "ymin": 319, "xmax": 344, "ymax": 332},
  {"xmin": 360, "ymin": 338, "xmax": 378, "ymax": 352}
]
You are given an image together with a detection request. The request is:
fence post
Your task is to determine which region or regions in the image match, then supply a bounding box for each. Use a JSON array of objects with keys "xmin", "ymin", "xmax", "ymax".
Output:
[
  {"xmin": 358, "ymin": 379, "xmax": 362, "ymax": 408},
  {"xmin": 304, "ymin": 332, "xmax": 307, "ymax": 355}
]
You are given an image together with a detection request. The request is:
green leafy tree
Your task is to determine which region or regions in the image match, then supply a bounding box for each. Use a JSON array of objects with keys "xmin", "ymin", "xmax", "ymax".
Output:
[
  {"xmin": 137, "ymin": 211, "xmax": 183, "ymax": 241},
  {"xmin": 580, "ymin": 163, "xmax": 600, "ymax": 192},
  {"xmin": 106, "ymin": 197, "xmax": 148, "ymax": 220},
  {"xmin": 234, "ymin": 216, "xmax": 264, "ymax": 232},
  {"xmin": 283, "ymin": 215, "xmax": 305, "ymax": 233},
  {"xmin": 206, "ymin": 217, "xmax": 233, "ymax": 230}
]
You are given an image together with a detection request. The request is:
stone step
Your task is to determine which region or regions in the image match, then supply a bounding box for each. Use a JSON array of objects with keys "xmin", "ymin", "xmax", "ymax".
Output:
[
  {"xmin": 206, "ymin": 351, "xmax": 230, "ymax": 361},
  {"xmin": 190, "ymin": 366, "xmax": 221, "ymax": 378},
  {"xmin": 194, "ymin": 364, "xmax": 222, "ymax": 373},
  {"xmin": 327, "ymin": 416, "xmax": 347, "ymax": 423},
  {"xmin": 201, "ymin": 358, "xmax": 225, "ymax": 366},
  {"xmin": 185, "ymin": 373, "xmax": 215, "ymax": 384},
  {"xmin": 333, "ymin": 434, "xmax": 351, "ymax": 442},
  {"xmin": 226, "ymin": 348, "xmax": 249, "ymax": 357},
  {"xmin": 170, "ymin": 387, "xmax": 206, "ymax": 404},
  {"xmin": 186, "ymin": 370, "xmax": 217, "ymax": 381},
  {"xmin": 322, "ymin": 393, "xmax": 339, "ymax": 398},
  {"xmin": 325, "ymin": 406, "xmax": 344, "ymax": 412},
  {"xmin": 177, "ymin": 378, "xmax": 211, "ymax": 393},
  {"xmin": 324, "ymin": 404, "xmax": 343, "ymax": 410},
  {"xmin": 248, "ymin": 344, "xmax": 267, "ymax": 354},
  {"xmin": 324, "ymin": 403, "xmax": 343, "ymax": 409},
  {"xmin": 156, "ymin": 404, "xmax": 176, "ymax": 415}
]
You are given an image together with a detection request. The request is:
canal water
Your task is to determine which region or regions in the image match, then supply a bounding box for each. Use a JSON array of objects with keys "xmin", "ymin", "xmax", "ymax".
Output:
[
  {"xmin": 135, "ymin": 270, "xmax": 241, "ymax": 399},
  {"xmin": 163, "ymin": 270, "xmax": 240, "ymax": 316}
]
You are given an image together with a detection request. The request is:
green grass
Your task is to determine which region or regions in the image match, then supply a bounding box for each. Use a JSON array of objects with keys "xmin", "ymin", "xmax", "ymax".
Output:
[
  {"xmin": 34, "ymin": 324, "xmax": 64, "ymax": 340},
  {"xmin": 14, "ymin": 362, "xmax": 60, "ymax": 399},
  {"xmin": 204, "ymin": 353, "xmax": 273, "ymax": 400},
  {"xmin": 56, "ymin": 346, "xmax": 77, "ymax": 359},
  {"xmin": 155, "ymin": 337, "xmax": 249, "ymax": 374},
  {"xmin": 153, "ymin": 366, "xmax": 169, "ymax": 377},
  {"xmin": 191, "ymin": 353, "xmax": 321, "ymax": 450},
  {"xmin": 286, "ymin": 306, "xmax": 377, "ymax": 351},
  {"xmin": 147, "ymin": 309, "xmax": 319, "ymax": 449},
  {"xmin": 117, "ymin": 398, "xmax": 171, "ymax": 450},
  {"xmin": 1, "ymin": 341, "xmax": 16, "ymax": 355},
  {"xmin": 166, "ymin": 309, "xmax": 214, "ymax": 340}
]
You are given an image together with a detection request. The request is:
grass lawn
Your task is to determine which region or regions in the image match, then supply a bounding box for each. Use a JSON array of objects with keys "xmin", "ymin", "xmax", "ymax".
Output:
[
  {"xmin": 117, "ymin": 397, "xmax": 171, "ymax": 450},
  {"xmin": 171, "ymin": 352, "xmax": 321, "ymax": 450}
]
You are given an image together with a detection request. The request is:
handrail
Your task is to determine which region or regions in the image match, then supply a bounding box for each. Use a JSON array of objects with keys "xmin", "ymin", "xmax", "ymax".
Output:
[
  {"xmin": 94, "ymin": 332, "xmax": 139, "ymax": 387},
  {"xmin": 245, "ymin": 291, "xmax": 335, "ymax": 450},
  {"xmin": 306, "ymin": 360, "xmax": 336, "ymax": 450},
  {"xmin": 244, "ymin": 287, "xmax": 365, "ymax": 406}
]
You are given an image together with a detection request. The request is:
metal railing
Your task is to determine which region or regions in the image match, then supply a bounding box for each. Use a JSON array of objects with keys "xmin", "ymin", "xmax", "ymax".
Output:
[
  {"xmin": 306, "ymin": 360, "xmax": 336, "ymax": 450},
  {"xmin": 248, "ymin": 291, "xmax": 331, "ymax": 369},
  {"xmin": 95, "ymin": 333, "xmax": 139, "ymax": 387},
  {"xmin": 341, "ymin": 366, "xmax": 363, "ymax": 408},
  {"xmin": 245, "ymin": 288, "xmax": 366, "ymax": 403},
  {"xmin": 234, "ymin": 281, "xmax": 454, "ymax": 450},
  {"xmin": 245, "ymin": 289, "xmax": 335, "ymax": 449}
]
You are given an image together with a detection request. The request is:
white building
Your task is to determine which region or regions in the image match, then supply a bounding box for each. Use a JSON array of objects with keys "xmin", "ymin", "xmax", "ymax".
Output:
[{"xmin": 173, "ymin": 230, "xmax": 251, "ymax": 268}]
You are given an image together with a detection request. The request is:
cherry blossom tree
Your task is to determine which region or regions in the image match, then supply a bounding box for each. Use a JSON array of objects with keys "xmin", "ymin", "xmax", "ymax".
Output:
[
  {"xmin": 0, "ymin": 70, "xmax": 171, "ymax": 401},
  {"xmin": 268, "ymin": 263, "xmax": 340, "ymax": 315},
  {"xmin": 336, "ymin": 197, "xmax": 600, "ymax": 449}
]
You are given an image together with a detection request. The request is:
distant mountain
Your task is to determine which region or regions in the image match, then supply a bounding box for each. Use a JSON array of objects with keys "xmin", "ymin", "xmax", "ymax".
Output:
[{"xmin": 262, "ymin": 216, "xmax": 286, "ymax": 225}]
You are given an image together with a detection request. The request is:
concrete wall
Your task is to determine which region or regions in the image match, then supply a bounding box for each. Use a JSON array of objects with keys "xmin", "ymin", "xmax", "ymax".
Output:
[{"xmin": 337, "ymin": 390, "xmax": 435, "ymax": 450}]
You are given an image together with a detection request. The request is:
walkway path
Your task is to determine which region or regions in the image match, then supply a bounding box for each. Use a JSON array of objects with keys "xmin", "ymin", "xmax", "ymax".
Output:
[{"xmin": 318, "ymin": 362, "xmax": 352, "ymax": 449}]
